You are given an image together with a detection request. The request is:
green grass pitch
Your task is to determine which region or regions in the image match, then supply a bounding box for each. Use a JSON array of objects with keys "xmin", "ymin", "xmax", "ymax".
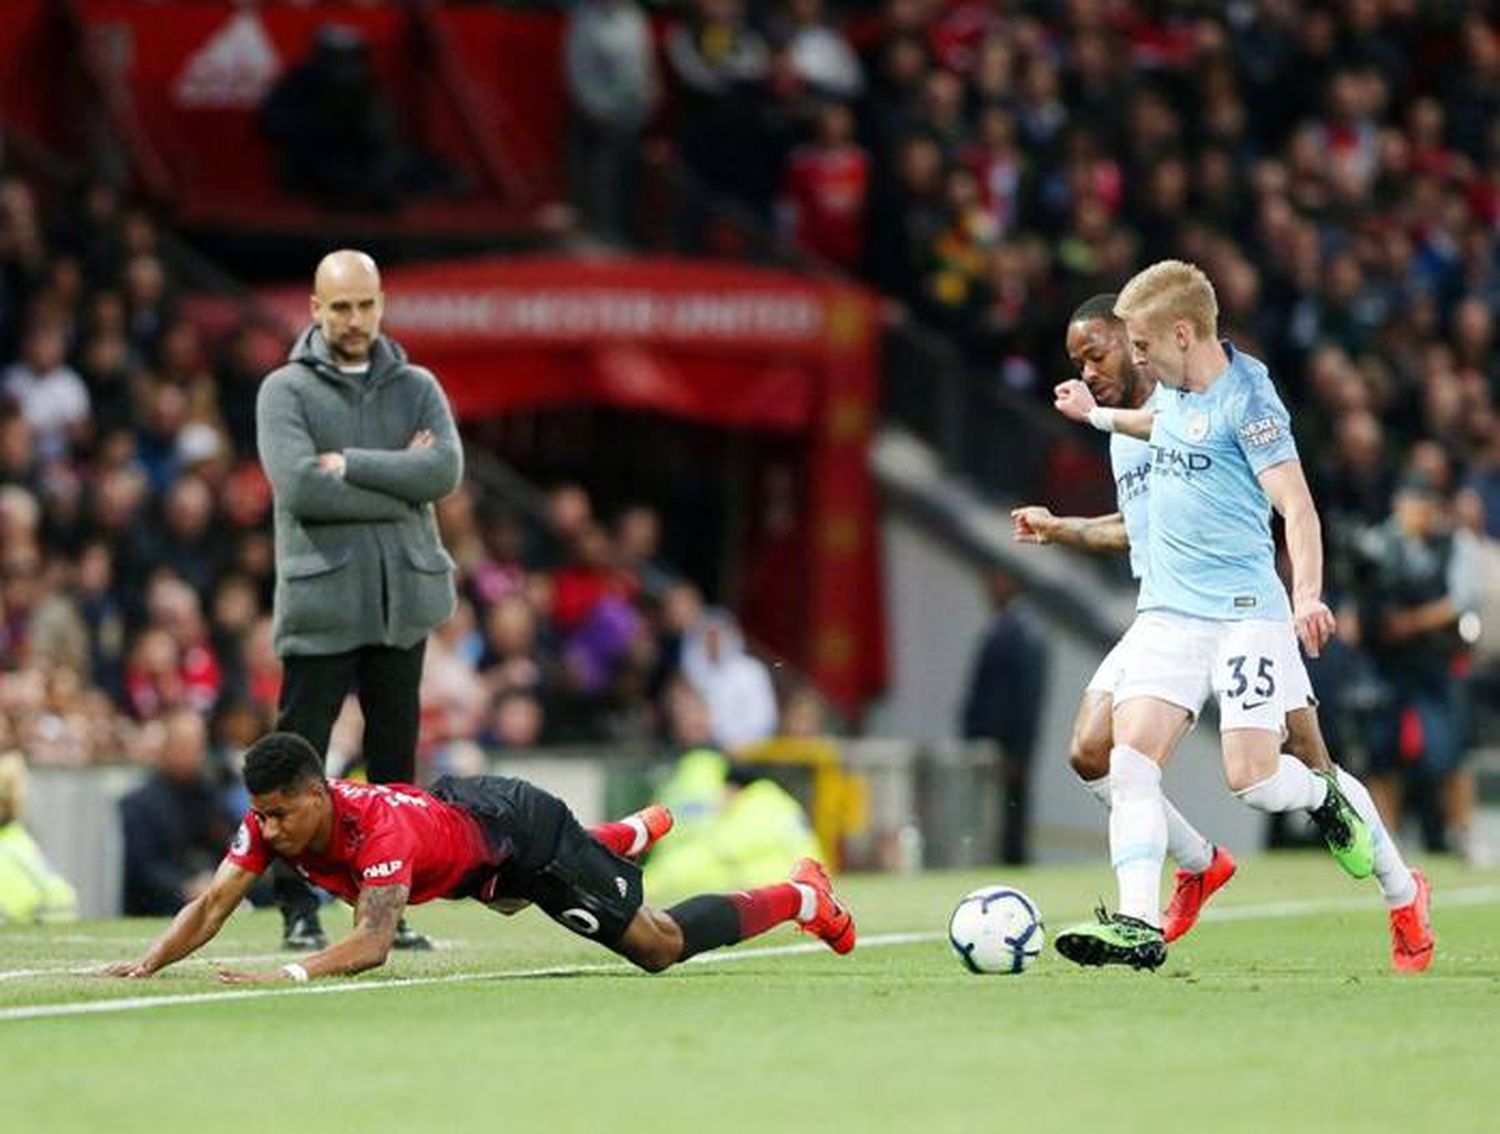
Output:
[{"xmin": 2, "ymin": 853, "xmax": 1496, "ymax": 1134}]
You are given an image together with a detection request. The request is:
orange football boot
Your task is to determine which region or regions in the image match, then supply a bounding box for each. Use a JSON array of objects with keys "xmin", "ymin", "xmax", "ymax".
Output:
[
  {"xmin": 790, "ymin": 857, "xmax": 856, "ymax": 954},
  {"xmin": 1162, "ymin": 845, "xmax": 1237, "ymax": 943},
  {"xmin": 1389, "ymin": 868, "xmax": 1434, "ymax": 973}
]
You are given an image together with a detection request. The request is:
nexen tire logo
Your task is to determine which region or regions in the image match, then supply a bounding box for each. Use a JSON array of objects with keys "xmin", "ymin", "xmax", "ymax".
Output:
[{"xmin": 362, "ymin": 860, "xmax": 405, "ymax": 880}]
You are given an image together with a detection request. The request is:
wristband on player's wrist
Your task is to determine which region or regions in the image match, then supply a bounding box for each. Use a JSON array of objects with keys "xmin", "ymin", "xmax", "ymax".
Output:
[
  {"xmin": 1087, "ymin": 407, "xmax": 1117, "ymax": 433},
  {"xmin": 282, "ymin": 962, "xmax": 310, "ymax": 983}
]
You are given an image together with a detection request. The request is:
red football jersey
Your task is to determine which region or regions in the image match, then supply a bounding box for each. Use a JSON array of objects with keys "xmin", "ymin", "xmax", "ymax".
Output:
[
  {"xmin": 224, "ymin": 779, "xmax": 493, "ymax": 905},
  {"xmin": 780, "ymin": 144, "xmax": 870, "ymax": 271}
]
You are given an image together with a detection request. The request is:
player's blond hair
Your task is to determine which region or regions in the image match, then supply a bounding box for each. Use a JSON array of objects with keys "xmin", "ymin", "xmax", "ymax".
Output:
[{"xmin": 1114, "ymin": 260, "xmax": 1218, "ymax": 340}]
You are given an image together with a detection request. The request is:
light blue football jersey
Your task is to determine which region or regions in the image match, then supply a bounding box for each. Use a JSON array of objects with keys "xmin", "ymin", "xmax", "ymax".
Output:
[
  {"xmin": 1138, "ymin": 343, "xmax": 1299, "ymax": 621},
  {"xmin": 1111, "ymin": 385, "xmax": 1158, "ymax": 580}
]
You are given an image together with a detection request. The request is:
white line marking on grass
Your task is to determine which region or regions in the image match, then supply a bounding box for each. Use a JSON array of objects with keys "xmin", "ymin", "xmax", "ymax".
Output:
[
  {"xmin": 0, "ymin": 938, "xmax": 471, "ymax": 983},
  {"xmin": 0, "ymin": 953, "xmax": 291, "ymax": 983},
  {"xmin": 4, "ymin": 885, "xmax": 1497, "ymax": 1023},
  {"xmin": 1200, "ymin": 883, "xmax": 1500, "ymax": 922},
  {"xmin": 0, "ymin": 933, "xmax": 936, "ymax": 1022}
]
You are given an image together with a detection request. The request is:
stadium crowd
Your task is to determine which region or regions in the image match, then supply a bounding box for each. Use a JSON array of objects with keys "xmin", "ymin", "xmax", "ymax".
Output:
[
  {"xmin": 0, "ymin": 170, "xmax": 796, "ymax": 796},
  {"xmin": 636, "ymin": 0, "xmax": 1499, "ymax": 852}
]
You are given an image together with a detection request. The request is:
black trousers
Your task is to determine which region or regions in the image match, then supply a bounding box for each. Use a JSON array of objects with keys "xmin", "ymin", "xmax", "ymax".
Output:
[{"xmin": 272, "ymin": 640, "xmax": 427, "ymax": 919}]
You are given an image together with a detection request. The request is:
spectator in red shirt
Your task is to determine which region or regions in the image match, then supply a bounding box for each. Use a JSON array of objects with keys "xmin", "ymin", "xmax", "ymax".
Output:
[
  {"xmin": 551, "ymin": 523, "xmax": 635, "ymax": 633},
  {"xmin": 123, "ymin": 627, "xmax": 187, "ymax": 721},
  {"xmin": 147, "ymin": 574, "xmax": 223, "ymax": 716},
  {"xmin": 777, "ymin": 101, "xmax": 871, "ymax": 270},
  {"xmin": 105, "ymin": 731, "xmax": 855, "ymax": 981}
]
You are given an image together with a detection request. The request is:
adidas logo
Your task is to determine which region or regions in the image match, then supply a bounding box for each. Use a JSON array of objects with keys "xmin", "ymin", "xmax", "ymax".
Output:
[{"xmin": 174, "ymin": 12, "xmax": 281, "ymax": 109}]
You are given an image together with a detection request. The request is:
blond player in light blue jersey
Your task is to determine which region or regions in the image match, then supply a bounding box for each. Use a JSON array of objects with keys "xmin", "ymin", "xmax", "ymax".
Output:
[
  {"xmin": 1016, "ymin": 294, "xmax": 1432, "ymax": 971},
  {"xmin": 1047, "ymin": 262, "xmax": 1432, "ymax": 971}
]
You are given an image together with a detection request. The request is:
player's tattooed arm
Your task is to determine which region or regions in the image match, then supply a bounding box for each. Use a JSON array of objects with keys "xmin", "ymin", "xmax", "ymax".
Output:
[
  {"xmin": 331, "ymin": 882, "xmax": 411, "ymax": 975},
  {"xmin": 216, "ymin": 883, "xmax": 412, "ymax": 985},
  {"xmin": 355, "ymin": 883, "xmax": 409, "ymax": 943},
  {"xmin": 1012, "ymin": 507, "xmax": 1128, "ymax": 553}
]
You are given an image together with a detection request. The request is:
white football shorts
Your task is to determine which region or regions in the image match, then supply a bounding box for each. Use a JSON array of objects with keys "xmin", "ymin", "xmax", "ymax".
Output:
[{"xmin": 1108, "ymin": 611, "xmax": 1305, "ymax": 734}]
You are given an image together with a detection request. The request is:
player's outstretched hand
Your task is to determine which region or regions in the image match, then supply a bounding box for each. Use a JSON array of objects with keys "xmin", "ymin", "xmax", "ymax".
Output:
[
  {"xmin": 215, "ymin": 967, "xmax": 289, "ymax": 985},
  {"xmin": 1011, "ymin": 506, "xmax": 1057, "ymax": 544},
  {"xmin": 1054, "ymin": 379, "xmax": 1097, "ymax": 423},
  {"xmin": 100, "ymin": 960, "xmax": 152, "ymax": 978},
  {"xmin": 1294, "ymin": 598, "xmax": 1336, "ymax": 658}
]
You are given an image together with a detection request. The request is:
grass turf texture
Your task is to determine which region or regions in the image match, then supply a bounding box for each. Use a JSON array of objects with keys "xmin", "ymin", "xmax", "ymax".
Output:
[{"xmin": 2, "ymin": 853, "xmax": 1496, "ymax": 1134}]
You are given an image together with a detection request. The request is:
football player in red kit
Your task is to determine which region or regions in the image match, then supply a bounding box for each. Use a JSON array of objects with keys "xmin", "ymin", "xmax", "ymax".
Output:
[{"xmin": 105, "ymin": 732, "xmax": 855, "ymax": 983}]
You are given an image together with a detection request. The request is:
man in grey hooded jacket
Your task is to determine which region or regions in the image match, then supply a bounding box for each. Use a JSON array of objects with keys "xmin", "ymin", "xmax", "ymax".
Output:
[{"xmin": 256, "ymin": 249, "xmax": 462, "ymax": 950}]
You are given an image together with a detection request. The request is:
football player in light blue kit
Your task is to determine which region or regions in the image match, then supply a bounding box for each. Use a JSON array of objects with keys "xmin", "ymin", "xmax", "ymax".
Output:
[
  {"xmin": 1049, "ymin": 260, "xmax": 1428, "ymax": 970},
  {"xmin": 1013, "ymin": 296, "xmax": 1232, "ymax": 941},
  {"xmin": 1017, "ymin": 294, "xmax": 1431, "ymax": 967}
]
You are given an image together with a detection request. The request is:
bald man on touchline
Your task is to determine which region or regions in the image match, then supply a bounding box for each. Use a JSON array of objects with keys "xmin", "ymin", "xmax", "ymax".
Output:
[{"xmin": 256, "ymin": 250, "xmax": 463, "ymax": 952}]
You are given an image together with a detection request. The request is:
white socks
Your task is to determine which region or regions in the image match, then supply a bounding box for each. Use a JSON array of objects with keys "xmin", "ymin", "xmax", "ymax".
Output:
[
  {"xmin": 1235, "ymin": 753, "xmax": 1328, "ymax": 813},
  {"xmin": 1080, "ymin": 773, "xmax": 1214, "ymax": 875},
  {"xmin": 1334, "ymin": 767, "xmax": 1418, "ymax": 908},
  {"xmin": 1108, "ymin": 745, "xmax": 1168, "ymax": 926},
  {"xmin": 624, "ymin": 814, "xmax": 650, "ymax": 857},
  {"xmin": 1091, "ymin": 752, "xmax": 1418, "ymax": 912},
  {"xmin": 792, "ymin": 883, "xmax": 818, "ymax": 922}
]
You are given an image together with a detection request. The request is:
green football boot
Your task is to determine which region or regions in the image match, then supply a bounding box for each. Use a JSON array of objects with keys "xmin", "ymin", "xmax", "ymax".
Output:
[
  {"xmin": 1054, "ymin": 907, "xmax": 1167, "ymax": 970},
  {"xmin": 1308, "ymin": 770, "xmax": 1375, "ymax": 879}
]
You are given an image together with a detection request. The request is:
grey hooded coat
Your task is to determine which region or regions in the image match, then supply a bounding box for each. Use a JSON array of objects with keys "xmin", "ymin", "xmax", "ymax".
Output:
[{"xmin": 256, "ymin": 326, "xmax": 462, "ymax": 657}]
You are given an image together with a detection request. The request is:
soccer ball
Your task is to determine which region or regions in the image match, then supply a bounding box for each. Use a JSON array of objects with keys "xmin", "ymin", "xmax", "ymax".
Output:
[{"xmin": 948, "ymin": 886, "xmax": 1044, "ymax": 974}]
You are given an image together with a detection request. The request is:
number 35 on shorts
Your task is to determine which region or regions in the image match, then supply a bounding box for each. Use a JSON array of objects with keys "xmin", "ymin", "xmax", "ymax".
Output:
[
  {"xmin": 1219, "ymin": 653, "xmax": 1282, "ymax": 729},
  {"xmin": 1225, "ymin": 654, "xmax": 1276, "ymax": 706}
]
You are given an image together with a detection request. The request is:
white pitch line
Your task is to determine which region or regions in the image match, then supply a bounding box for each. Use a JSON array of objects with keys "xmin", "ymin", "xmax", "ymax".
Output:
[
  {"xmin": 0, "ymin": 932, "xmax": 936, "ymax": 1023},
  {"xmin": 0, "ymin": 936, "xmax": 470, "ymax": 984},
  {"xmin": 1200, "ymin": 883, "xmax": 1500, "ymax": 922},
  {"xmin": 0, "ymin": 953, "xmax": 292, "ymax": 983},
  {"xmin": 3, "ymin": 885, "xmax": 1497, "ymax": 1023}
]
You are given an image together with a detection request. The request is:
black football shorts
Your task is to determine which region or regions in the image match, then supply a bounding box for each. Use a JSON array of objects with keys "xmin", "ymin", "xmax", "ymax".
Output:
[{"xmin": 431, "ymin": 774, "xmax": 644, "ymax": 950}]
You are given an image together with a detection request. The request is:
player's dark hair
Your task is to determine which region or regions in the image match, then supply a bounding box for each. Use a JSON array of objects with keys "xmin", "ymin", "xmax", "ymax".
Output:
[
  {"xmin": 243, "ymin": 732, "xmax": 326, "ymax": 795},
  {"xmin": 1069, "ymin": 293, "xmax": 1120, "ymax": 326}
]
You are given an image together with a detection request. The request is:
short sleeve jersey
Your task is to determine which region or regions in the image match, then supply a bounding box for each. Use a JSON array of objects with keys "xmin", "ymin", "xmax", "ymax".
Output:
[
  {"xmin": 224, "ymin": 780, "xmax": 492, "ymax": 905},
  {"xmin": 1111, "ymin": 385, "xmax": 1160, "ymax": 581},
  {"xmin": 1138, "ymin": 343, "xmax": 1299, "ymax": 621}
]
